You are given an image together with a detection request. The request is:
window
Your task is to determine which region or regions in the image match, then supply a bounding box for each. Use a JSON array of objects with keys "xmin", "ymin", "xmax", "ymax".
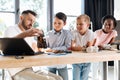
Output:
[
  {"xmin": 114, "ymin": 0, "xmax": 120, "ymax": 20},
  {"xmin": 0, "ymin": 0, "xmax": 15, "ymax": 37},
  {"xmin": 0, "ymin": 0, "xmax": 84, "ymax": 37},
  {"xmin": 54, "ymin": 0, "xmax": 84, "ymax": 30},
  {"xmin": 20, "ymin": 0, "xmax": 47, "ymax": 32}
]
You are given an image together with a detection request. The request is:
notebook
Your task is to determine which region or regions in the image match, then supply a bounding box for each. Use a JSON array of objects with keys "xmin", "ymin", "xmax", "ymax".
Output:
[{"xmin": 0, "ymin": 38, "xmax": 43, "ymax": 56}]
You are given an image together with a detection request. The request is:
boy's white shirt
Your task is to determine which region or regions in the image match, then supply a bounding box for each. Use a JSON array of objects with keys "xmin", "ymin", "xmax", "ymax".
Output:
[{"xmin": 71, "ymin": 29, "xmax": 95, "ymax": 47}]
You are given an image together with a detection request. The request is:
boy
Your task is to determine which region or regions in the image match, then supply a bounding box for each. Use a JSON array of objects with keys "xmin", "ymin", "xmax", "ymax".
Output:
[
  {"xmin": 44, "ymin": 12, "xmax": 72, "ymax": 80},
  {"xmin": 71, "ymin": 14, "xmax": 95, "ymax": 80}
]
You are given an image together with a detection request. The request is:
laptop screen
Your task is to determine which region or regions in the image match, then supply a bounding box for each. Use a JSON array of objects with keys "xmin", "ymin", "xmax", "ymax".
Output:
[{"xmin": 0, "ymin": 38, "xmax": 36, "ymax": 56}]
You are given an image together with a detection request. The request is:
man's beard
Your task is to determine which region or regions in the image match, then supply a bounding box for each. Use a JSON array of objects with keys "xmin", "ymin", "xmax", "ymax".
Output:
[{"xmin": 21, "ymin": 20, "xmax": 31, "ymax": 30}]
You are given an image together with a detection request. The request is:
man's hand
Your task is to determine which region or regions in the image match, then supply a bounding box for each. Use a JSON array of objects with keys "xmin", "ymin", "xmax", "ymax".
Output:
[
  {"xmin": 44, "ymin": 48, "xmax": 65, "ymax": 54},
  {"xmin": 24, "ymin": 28, "xmax": 43, "ymax": 37}
]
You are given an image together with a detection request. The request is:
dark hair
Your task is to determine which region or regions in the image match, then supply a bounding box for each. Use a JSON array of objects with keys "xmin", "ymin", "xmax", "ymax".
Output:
[
  {"xmin": 22, "ymin": 10, "xmax": 37, "ymax": 17},
  {"xmin": 101, "ymin": 15, "xmax": 117, "ymax": 28},
  {"xmin": 55, "ymin": 12, "xmax": 67, "ymax": 23}
]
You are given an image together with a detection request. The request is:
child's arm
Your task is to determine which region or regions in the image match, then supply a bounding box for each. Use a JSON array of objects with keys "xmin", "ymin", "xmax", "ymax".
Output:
[
  {"xmin": 71, "ymin": 40, "xmax": 83, "ymax": 51},
  {"xmin": 108, "ymin": 37, "xmax": 116, "ymax": 44},
  {"xmin": 71, "ymin": 46, "xmax": 83, "ymax": 51},
  {"xmin": 97, "ymin": 37, "xmax": 116, "ymax": 50},
  {"xmin": 87, "ymin": 39, "xmax": 95, "ymax": 47}
]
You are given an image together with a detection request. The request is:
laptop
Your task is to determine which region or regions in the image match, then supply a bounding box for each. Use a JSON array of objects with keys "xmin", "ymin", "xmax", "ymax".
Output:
[{"xmin": 0, "ymin": 38, "xmax": 43, "ymax": 56}]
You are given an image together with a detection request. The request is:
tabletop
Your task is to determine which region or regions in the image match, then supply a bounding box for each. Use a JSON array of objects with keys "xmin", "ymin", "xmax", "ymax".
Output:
[{"xmin": 0, "ymin": 50, "xmax": 119, "ymax": 68}]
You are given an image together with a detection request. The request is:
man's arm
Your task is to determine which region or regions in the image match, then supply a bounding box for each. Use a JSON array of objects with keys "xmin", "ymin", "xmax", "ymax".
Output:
[{"xmin": 15, "ymin": 28, "xmax": 43, "ymax": 38}]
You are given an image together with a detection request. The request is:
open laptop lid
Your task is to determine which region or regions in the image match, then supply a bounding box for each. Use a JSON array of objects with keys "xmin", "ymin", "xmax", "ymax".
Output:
[{"xmin": 0, "ymin": 38, "xmax": 37, "ymax": 56}]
